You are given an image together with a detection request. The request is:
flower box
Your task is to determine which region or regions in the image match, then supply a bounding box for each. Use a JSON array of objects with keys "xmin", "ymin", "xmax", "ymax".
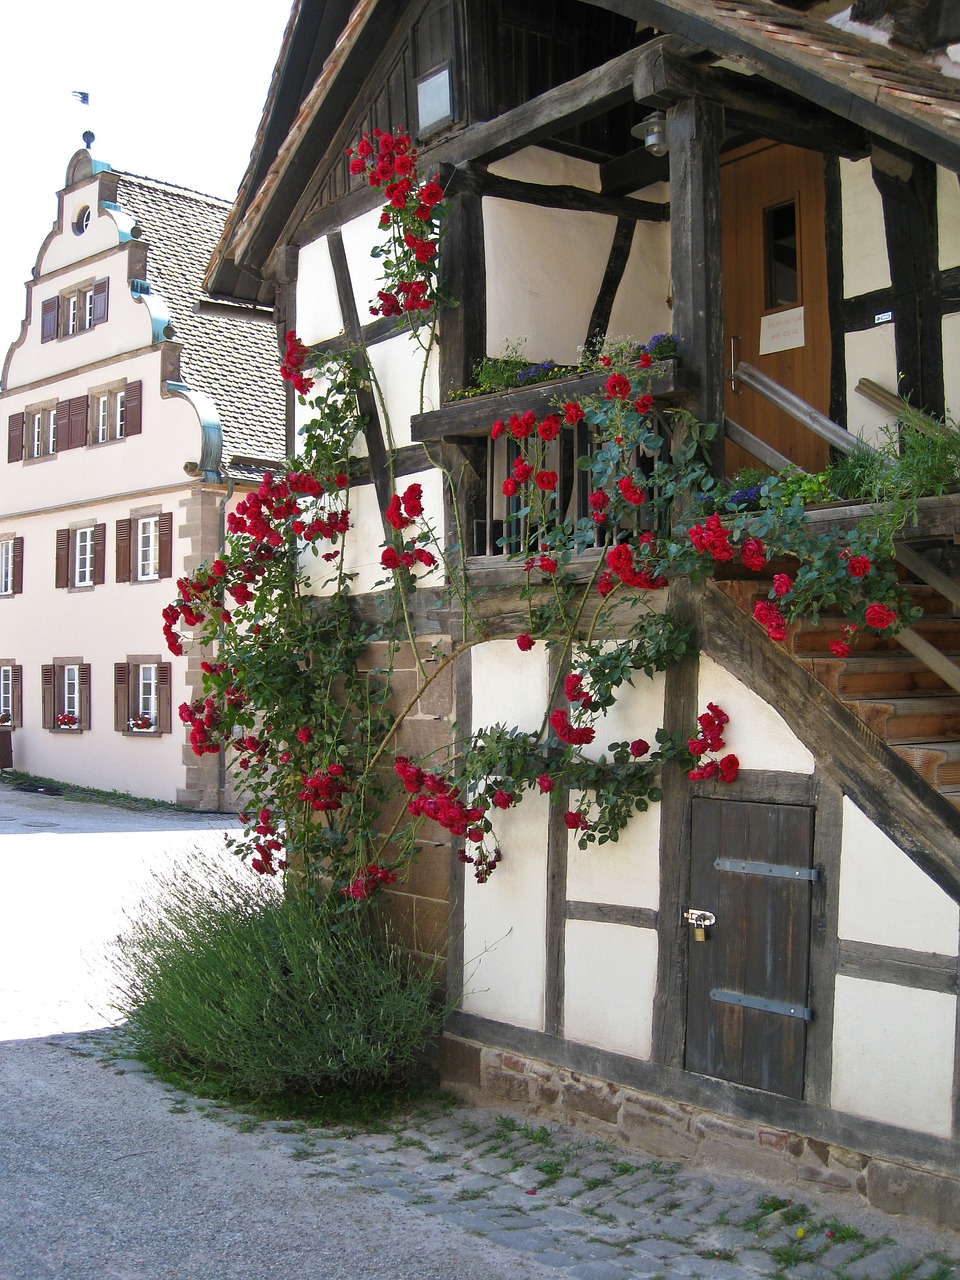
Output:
[{"xmin": 411, "ymin": 359, "xmax": 688, "ymax": 443}]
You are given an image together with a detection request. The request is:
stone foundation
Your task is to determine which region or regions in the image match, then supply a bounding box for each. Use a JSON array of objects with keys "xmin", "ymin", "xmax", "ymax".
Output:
[{"xmin": 440, "ymin": 1035, "xmax": 960, "ymax": 1232}]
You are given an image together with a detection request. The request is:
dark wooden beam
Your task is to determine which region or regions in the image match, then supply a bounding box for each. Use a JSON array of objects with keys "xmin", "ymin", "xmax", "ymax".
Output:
[
  {"xmin": 872, "ymin": 152, "xmax": 946, "ymax": 418},
  {"xmin": 838, "ymin": 938, "xmax": 959, "ymax": 994},
  {"xmin": 600, "ymin": 146, "xmax": 670, "ymax": 197},
  {"xmin": 327, "ymin": 230, "xmax": 392, "ymax": 517},
  {"xmin": 667, "ymin": 98, "xmax": 725, "ymax": 439},
  {"xmin": 567, "ymin": 901, "xmax": 658, "ymax": 929},
  {"xmin": 438, "ymin": 190, "xmax": 486, "ymax": 404},
  {"xmin": 634, "ymin": 41, "xmax": 870, "ymax": 159},
  {"xmin": 586, "ymin": 217, "xmax": 636, "ymax": 350},
  {"xmin": 443, "ymin": 163, "xmax": 669, "ymax": 222}
]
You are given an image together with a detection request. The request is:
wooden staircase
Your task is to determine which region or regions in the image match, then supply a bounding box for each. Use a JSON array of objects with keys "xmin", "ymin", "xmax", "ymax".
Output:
[{"xmin": 718, "ymin": 579, "xmax": 960, "ymax": 809}]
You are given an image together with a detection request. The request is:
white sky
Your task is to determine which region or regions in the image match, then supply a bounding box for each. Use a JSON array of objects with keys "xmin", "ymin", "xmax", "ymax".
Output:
[{"xmin": 0, "ymin": 0, "xmax": 294, "ymax": 356}]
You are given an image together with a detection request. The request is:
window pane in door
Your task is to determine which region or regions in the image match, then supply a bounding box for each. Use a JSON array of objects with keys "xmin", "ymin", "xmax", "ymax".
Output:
[{"xmin": 764, "ymin": 200, "xmax": 798, "ymax": 309}]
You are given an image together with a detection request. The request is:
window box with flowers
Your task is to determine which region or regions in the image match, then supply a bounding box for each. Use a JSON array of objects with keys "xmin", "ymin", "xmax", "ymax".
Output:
[
  {"xmin": 115, "ymin": 660, "xmax": 171, "ymax": 735},
  {"xmin": 43, "ymin": 662, "xmax": 90, "ymax": 732}
]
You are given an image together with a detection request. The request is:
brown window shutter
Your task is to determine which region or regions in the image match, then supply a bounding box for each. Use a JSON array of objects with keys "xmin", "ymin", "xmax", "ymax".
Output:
[
  {"xmin": 158, "ymin": 512, "xmax": 173, "ymax": 579},
  {"xmin": 157, "ymin": 663, "xmax": 172, "ymax": 734},
  {"xmin": 56, "ymin": 401, "xmax": 71, "ymax": 450},
  {"xmin": 79, "ymin": 663, "xmax": 91, "ymax": 730},
  {"xmin": 11, "ymin": 665, "xmax": 22, "ymax": 728},
  {"xmin": 93, "ymin": 523, "xmax": 106, "ymax": 585},
  {"xmin": 115, "ymin": 519, "xmax": 132, "ymax": 583},
  {"xmin": 124, "ymin": 381, "xmax": 142, "ymax": 436},
  {"xmin": 7, "ymin": 414, "xmax": 24, "ymax": 464},
  {"xmin": 11, "ymin": 537, "xmax": 23, "ymax": 595},
  {"xmin": 68, "ymin": 396, "xmax": 88, "ymax": 450},
  {"xmin": 41, "ymin": 665, "xmax": 54, "ymax": 729},
  {"xmin": 41, "ymin": 298, "xmax": 59, "ymax": 343},
  {"xmin": 114, "ymin": 662, "xmax": 130, "ymax": 732},
  {"xmin": 91, "ymin": 278, "xmax": 109, "ymax": 326},
  {"xmin": 55, "ymin": 529, "xmax": 69, "ymax": 588}
]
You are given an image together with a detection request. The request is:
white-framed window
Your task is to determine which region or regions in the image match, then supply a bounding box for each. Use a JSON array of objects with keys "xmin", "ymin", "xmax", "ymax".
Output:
[
  {"xmin": 115, "ymin": 659, "xmax": 170, "ymax": 734},
  {"xmin": 137, "ymin": 516, "xmax": 159, "ymax": 581},
  {"xmin": 96, "ymin": 395, "xmax": 109, "ymax": 444},
  {"xmin": 115, "ymin": 390, "xmax": 125, "ymax": 438},
  {"xmin": 0, "ymin": 540, "xmax": 13, "ymax": 596},
  {"xmin": 0, "ymin": 662, "xmax": 21, "ymax": 728},
  {"xmin": 74, "ymin": 526, "xmax": 94, "ymax": 588},
  {"xmin": 54, "ymin": 278, "xmax": 108, "ymax": 340},
  {"xmin": 63, "ymin": 664, "xmax": 79, "ymax": 722},
  {"xmin": 66, "ymin": 293, "xmax": 79, "ymax": 336},
  {"xmin": 25, "ymin": 402, "xmax": 58, "ymax": 459},
  {"xmin": 83, "ymin": 288, "xmax": 94, "ymax": 331}
]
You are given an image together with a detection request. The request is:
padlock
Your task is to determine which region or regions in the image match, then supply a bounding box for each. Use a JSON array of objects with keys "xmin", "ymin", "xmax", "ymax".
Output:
[{"xmin": 693, "ymin": 924, "xmax": 706, "ymax": 942}]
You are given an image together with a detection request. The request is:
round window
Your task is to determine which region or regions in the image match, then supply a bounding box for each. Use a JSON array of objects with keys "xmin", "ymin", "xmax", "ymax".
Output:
[{"xmin": 72, "ymin": 206, "xmax": 91, "ymax": 235}]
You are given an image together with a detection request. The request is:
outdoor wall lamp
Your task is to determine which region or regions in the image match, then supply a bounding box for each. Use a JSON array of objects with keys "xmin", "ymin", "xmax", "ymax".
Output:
[{"xmin": 632, "ymin": 110, "xmax": 669, "ymax": 157}]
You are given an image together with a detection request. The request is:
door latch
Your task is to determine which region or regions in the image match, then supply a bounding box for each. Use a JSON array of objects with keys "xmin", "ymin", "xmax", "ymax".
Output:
[{"xmin": 682, "ymin": 908, "xmax": 716, "ymax": 942}]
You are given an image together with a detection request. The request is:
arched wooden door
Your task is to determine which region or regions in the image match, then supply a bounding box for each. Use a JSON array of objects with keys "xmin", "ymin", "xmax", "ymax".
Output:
[{"xmin": 721, "ymin": 140, "xmax": 832, "ymax": 478}]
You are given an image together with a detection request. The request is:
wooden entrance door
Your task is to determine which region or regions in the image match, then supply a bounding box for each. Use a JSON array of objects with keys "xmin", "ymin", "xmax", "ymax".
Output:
[
  {"xmin": 684, "ymin": 798, "xmax": 815, "ymax": 1099},
  {"xmin": 721, "ymin": 141, "xmax": 831, "ymax": 476}
]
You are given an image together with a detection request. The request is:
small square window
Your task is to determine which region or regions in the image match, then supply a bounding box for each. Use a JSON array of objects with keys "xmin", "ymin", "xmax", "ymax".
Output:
[{"xmin": 416, "ymin": 65, "xmax": 453, "ymax": 138}]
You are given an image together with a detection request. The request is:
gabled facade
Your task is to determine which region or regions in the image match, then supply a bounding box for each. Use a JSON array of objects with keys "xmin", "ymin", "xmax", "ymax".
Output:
[
  {"xmin": 207, "ymin": 0, "xmax": 960, "ymax": 1223},
  {"xmin": 1, "ymin": 145, "xmax": 284, "ymax": 808}
]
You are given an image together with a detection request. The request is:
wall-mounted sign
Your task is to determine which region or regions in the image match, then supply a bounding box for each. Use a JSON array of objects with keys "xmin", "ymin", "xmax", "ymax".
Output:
[
  {"xmin": 759, "ymin": 306, "xmax": 805, "ymax": 355},
  {"xmin": 874, "ymin": 310, "xmax": 893, "ymax": 325}
]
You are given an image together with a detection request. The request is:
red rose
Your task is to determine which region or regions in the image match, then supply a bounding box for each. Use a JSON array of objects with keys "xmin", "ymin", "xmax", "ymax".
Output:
[
  {"xmin": 502, "ymin": 478, "xmax": 518, "ymax": 497},
  {"xmin": 491, "ymin": 420, "xmax": 505, "ymax": 439},
  {"xmin": 740, "ymin": 537, "xmax": 767, "ymax": 572},
  {"xmin": 538, "ymin": 415, "xmax": 561, "ymax": 442},
  {"xmin": 718, "ymin": 754, "xmax": 740, "ymax": 783},
  {"xmin": 401, "ymin": 483, "xmax": 423, "ymax": 518},
  {"xmin": 493, "ymin": 789, "xmax": 514, "ymax": 810},
  {"xmin": 512, "ymin": 459, "xmax": 533, "ymax": 484},
  {"xmin": 381, "ymin": 547, "xmax": 401, "ymax": 569},
  {"xmin": 563, "ymin": 811, "xmax": 588, "ymax": 831},
  {"xmin": 865, "ymin": 603, "xmax": 896, "ymax": 630},
  {"xmin": 535, "ymin": 470, "xmax": 558, "ymax": 491},
  {"xmin": 537, "ymin": 774, "xmax": 553, "ymax": 793},
  {"xmin": 605, "ymin": 373, "xmax": 631, "ymax": 400},
  {"xmin": 629, "ymin": 739, "xmax": 649, "ymax": 758},
  {"xmin": 617, "ymin": 476, "xmax": 645, "ymax": 506},
  {"xmin": 516, "ymin": 633, "xmax": 534, "ymax": 651},
  {"xmin": 509, "ymin": 413, "xmax": 532, "ymax": 440},
  {"xmin": 829, "ymin": 639, "xmax": 851, "ymax": 657},
  {"xmin": 773, "ymin": 574, "xmax": 793, "ymax": 597},
  {"xmin": 597, "ymin": 571, "xmax": 615, "ymax": 597},
  {"xmin": 564, "ymin": 402, "xmax": 584, "ymax": 424},
  {"xmin": 538, "ymin": 555, "xmax": 557, "ymax": 574},
  {"xmin": 384, "ymin": 494, "xmax": 411, "ymax": 530},
  {"xmin": 847, "ymin": 556, "xmax": 871, "ymax": 578},
  {"xmin": 296, "ymin": 727, "xmax": 311, "ymax": 744},
  {"xmin": 633, "ymin": 394, "xmax": 654, "ymax": 414},
  {"xmin": 638, "ymin": 351, "xmax": 652, "ymax": 369}
]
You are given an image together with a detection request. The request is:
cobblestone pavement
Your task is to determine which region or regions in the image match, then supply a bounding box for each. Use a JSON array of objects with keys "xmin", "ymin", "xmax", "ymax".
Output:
[{"xmin": 73, "ymin": 1029, "xmax": 960, "ymax": 1280}]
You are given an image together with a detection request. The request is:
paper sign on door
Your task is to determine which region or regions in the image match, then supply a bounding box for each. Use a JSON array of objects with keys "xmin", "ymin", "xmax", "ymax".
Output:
[{"xmin": 759, "ymin": 306, "xmax": 805, "ymax": 355}]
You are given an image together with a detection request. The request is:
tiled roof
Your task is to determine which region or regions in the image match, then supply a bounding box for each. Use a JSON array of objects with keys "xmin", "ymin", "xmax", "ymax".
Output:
[{"xmin": 114, "ymin": 172, "xmax": 286, "ymax": 479}]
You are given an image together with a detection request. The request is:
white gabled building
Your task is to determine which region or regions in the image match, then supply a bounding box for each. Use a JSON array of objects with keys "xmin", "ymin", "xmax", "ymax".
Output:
[{"xmin": 1, "ymin": 141, "xmax": 284, "ymax": 808}]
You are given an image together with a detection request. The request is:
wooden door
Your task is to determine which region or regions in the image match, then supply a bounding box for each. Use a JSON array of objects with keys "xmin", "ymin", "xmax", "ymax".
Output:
[
  {"xmin": 685, "ymin": 798, "xmax": 815, "ymax": 1099},
  {"xmin": 721, "ymin": 141, "xmax": 831, "ymax": 476}
]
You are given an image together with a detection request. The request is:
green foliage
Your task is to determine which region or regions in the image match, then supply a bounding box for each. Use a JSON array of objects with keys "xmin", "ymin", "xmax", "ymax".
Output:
[
  {"xmin": 112, "ymin": 866, "xmax": 444, "ymax": 1101},
  {"xmin": 448, "ymin": 339, "xmax": 578, "ymax": 401}
]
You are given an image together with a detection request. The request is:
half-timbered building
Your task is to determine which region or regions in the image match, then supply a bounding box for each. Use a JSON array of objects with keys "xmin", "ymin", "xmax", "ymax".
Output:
[{"xmin": 206, "ymin": 0, "xmax": 960, "ymax": 1222}]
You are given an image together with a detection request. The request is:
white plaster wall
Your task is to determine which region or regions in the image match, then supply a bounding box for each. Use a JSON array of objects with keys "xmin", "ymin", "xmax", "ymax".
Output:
[
  {"xmin": 483, "ymin": 200, "xmax": 615, "ymax": 364},
  {"xmin": 340, "ymin": 207, "xmax": 390, "ymax": 321},
  {"xmin": 0, "ymin": 491, "xmax": 193, "ymax": 802},
  {"xmin": 697, "ymin": 655, "xmax": 815, "ymax": 773},
  {"xmin": 567, "ymin": 804, "xmax": 660, "ymax": 909},
  {"xmin": 40, "ymin": 181, "xmax": 120, "ymax": 274},
  {"xmin": 607, "ymin": 221, "xmax": 673, "ymax": 343},
  {"xmin": 2, "ymin": 351, "xmax": 203, "ymax": 509},
  {"xmin": 943, "ymin": 313, "xmax": 960, "ymax": 422},
  {"xmin": 564, "ymin": 919, "xmax": 657, "ymax": 1058},
  {"xmin": 472, "ymin": 639, "xmax": 551, "ymax": 735},
  {"xmin": 579, "ymin": 655, "xmax": 665, "ymax": 765},
  {"xmin": 843, "ymin": 325, "xmax": 899, "ymax": 448},
  {"xmin": 488, "ymin": 146, "xmax": 601, "ymax": 192},
  {"xmin": 840, "ymin": 158, "xmax": 890, "ymax": 297},
  {"xmin": 937, "ymin": 166, "xmax": 960, "ymax": 271},
  {"xmin": 831, "ymin": 977, "xmax": 956, "ymax": 1138},
  {"xmin": 368, "ymin": 330, "xmax": 441, "ymax": 443},
  {"xmin": 838, "ymin": 798, "xmax": 960, "ymax": 954},
  {"xmin": 462, "ymin": 792, "xmax": 549, "ymax": 1030},
  {"xmin": 296, "ymin": 236, "xmax": 343, "ymax": 344}
]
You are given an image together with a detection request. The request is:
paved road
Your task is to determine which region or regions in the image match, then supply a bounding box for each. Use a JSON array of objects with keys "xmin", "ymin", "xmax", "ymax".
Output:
[{"xmin": 0, "ymin": 783, "xmax": 958, "ymax": 1279}]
